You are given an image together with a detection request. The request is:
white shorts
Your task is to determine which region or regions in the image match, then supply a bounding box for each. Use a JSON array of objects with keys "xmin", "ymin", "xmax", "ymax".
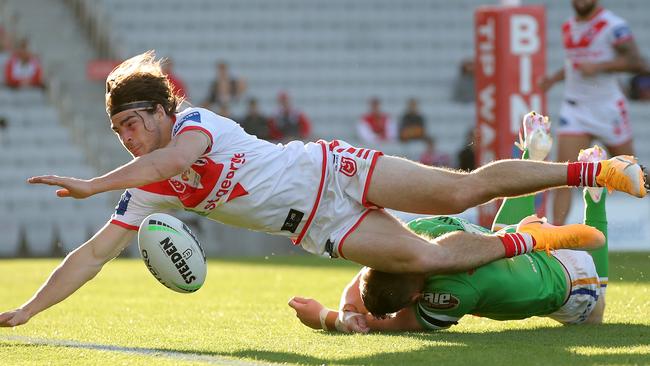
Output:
[
  {"xmin": 299, "ymin": 140, "xmax": 383, "ymax": 258},
  {"xmin": 557, "ymin": 97, "xmax": 633, "ymax": 147},
  {"xmin": 547, "ymin": 249, "xmax": 600, "ymax": 324}
]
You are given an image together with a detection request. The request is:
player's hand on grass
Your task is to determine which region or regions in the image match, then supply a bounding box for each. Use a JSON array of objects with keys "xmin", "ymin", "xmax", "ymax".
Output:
[
  {"xmin": 288, "ymin": 296, "xmax": 325, "ymax": 330},
  {"xmin": 28, "ymin": 175, "xmax": 95, "ymax": 199},
  {"xmin": 0, "ymin": 308, "xmax": 31, "ymax": 327},
  {"xmin": 338, "ymin": 310, "xmax": 369, "ymax": 334}
]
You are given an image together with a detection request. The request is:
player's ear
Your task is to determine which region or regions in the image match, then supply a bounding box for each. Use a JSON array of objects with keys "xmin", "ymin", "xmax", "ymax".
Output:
[
  {"xmin": 154, "ymin": 104, "xmax": 166, "ymax": 120},
  {"xmin": 410, "ymin": 292, "xmax": 423, "ymax": 304}
]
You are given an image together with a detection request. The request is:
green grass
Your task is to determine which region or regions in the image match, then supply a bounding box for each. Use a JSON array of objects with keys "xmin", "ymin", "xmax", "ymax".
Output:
[{"xmin": 1, "ymin": 253, "xmax": 650, "ymax": 366}]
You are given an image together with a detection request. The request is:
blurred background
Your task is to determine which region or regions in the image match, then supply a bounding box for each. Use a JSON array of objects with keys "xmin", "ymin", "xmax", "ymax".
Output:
[{"xmin": 0, "ymin": 0, "xmax": 648, "ymax": 258}]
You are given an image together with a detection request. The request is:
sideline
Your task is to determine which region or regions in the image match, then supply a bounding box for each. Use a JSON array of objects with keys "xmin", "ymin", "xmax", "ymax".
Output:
[{"xmin": 1, "ymin": 335, "xmax": 286, "ymax": 366}]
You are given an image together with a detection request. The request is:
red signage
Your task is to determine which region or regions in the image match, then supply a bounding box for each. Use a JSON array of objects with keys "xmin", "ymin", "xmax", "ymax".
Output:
[{"xmin": 474, "ymin": 6, "xmax": 546, "ymax": 227}]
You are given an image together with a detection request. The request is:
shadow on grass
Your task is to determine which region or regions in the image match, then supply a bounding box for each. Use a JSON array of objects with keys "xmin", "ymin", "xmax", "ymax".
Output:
[
  {"xmin": 225, "ymin": 323, "xmax": 650, "ymax": 365},
  {"xmin": 5, "ymin": 323, "xmax": 649, "ymax": 366}
]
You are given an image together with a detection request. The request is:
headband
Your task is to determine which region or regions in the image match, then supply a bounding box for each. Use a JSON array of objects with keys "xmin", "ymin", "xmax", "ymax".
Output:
[{"xmin": 108, "ymin": 101, "xmax": 157, "ymax": 117}]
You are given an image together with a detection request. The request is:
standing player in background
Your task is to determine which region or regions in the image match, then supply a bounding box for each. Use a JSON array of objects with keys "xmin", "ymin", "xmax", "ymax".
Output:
[
  {"xmin": 0, "ymin": 52, "xmax": 645, "ymax": 328},
  {"xmin": 539, "ymin": 0, "xmax": 648, "ymax": 224}
]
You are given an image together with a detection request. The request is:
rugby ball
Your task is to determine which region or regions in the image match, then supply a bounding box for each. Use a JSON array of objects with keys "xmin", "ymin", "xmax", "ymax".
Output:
[{"xmin": 138, "ymin": 213, "xmax": 207, "ymax": 293}]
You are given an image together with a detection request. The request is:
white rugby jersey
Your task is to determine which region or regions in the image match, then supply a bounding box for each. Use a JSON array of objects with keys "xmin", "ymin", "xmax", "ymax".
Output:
[
  {"xmin": 562, "ymin": 7, "xmax": 633, "ymax": 101},
  {"xmin": 111, "ymin": 107, "xmax": 327, "ymax": 245}
]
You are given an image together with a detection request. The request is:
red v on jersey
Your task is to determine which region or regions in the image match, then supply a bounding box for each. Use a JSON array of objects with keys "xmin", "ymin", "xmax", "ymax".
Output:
[
  {"xmin": 226, "ymin": 182, "xmax": 249, "ymax": 202},
  {"xmin": 139, "ymin": 157, "xmax": 223, "ymax": 208},
  {"xmin": 562, "ymin": 19, "xmax": 608, "ymax": 49}
]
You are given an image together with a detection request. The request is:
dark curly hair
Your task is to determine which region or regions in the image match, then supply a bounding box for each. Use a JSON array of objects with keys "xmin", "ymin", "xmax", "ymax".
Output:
[
  {"xmin": 105, "ymin": 50, "xmax": 184, "ymax": 117},
  {"xmin": 360, "ymin": 268, "xmax": 418, "ymax": 319}
]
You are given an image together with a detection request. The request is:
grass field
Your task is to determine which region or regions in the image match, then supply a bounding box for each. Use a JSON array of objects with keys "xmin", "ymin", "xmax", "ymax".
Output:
[{"xmin": 1, "ymin": 253, "xmax": 650, "ymax": 366}]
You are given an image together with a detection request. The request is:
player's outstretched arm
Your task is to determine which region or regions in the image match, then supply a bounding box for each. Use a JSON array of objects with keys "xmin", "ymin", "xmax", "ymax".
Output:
[
  {"xmin": 0, "ymin": 223, "xmax": 135, "ymax": 327},
  {"xmin": 287, "ymin": 296, "xmax": 423, "ymax": 333},
  {"xmin": 28, "ymin": 131, "xmax": 209, "ymax": 199}
]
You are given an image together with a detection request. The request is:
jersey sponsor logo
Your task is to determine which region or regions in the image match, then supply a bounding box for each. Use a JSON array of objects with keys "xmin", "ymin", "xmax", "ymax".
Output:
[
  {"xmin": 115, "ymin": 191, "xmax": 132, "ymax": 215},
  {"xmin": 281, "ymin": 209, "xmax": 304, "ymax": 233},
  {"xmin": 339, "ymin": 156, "xmax": 357, "ymax": 177},
  {"xmin": 168, "ymin": 165, "xmax": 205, "ymax": 195},
  {"xmin": 173, "ymin": 111, "xmax": 202, "ymax": 136},
  {"xmin": 169, "ymin": 179, "xmax": 187, "ymax": 194},
  {"xmin": 139, "ymin": 157, "xmax": 223, "ymax": 208},
  {"xmin": 204, "ymin": 153, "xmax": 248, "ymax": 210},
  {"xmin": 421, "ymin": 292, "xmax": 460, "ymax": 310}
]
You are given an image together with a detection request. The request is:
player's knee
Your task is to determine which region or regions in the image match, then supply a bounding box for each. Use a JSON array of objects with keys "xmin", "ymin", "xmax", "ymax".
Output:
[{"xmin": 445, "ymin": 186, "xmax": 479, "ymax": 214}]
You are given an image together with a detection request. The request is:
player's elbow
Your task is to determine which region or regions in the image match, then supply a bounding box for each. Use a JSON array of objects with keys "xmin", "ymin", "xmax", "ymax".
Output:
[
  {"xmin": 170, "ymin": 154, "xmax": 193, "ymax": 175},
  {"xmin": 157, "ymin": 154, "xmax": 192, "ymax": 180}
]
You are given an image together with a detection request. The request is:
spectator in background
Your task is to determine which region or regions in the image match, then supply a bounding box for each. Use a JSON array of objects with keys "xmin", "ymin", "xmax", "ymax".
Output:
[
  {"xmin": 398, "ymin": 98, "xmax": 426, "ymax": 142},
  {"xmin": 457, "ymin": 128, "xmax": 476, "ymax": 171},
  {"xmin": 4, "ymin": 39, "xmax": 43, "ymax": 89},
  {"xmin": 0, "ymin": 26, "xmax": 13, "ymax": 78},
  {"xmin": 357, "ymin": 97, "xmax": 397, "ymax": 144},
  {"xmin": 240, "ymin": 97, "xmax": 271, "ymax": 140},
  {"xmin": 0, "ymin": 116, "xmax": 8, "ymax": 145},
  {"xmin": 452, "ymin": 58, "xmax": 475, "ymax": 103},
  {"xmin": 419, "ymin": 136, "xmax": 450, "ymax": 167},
  {"xmin": 161, "ymin": 59, "xmax": 187, "ymax": 98},
  {"xmin": 218, "ymin": 103, "xmax": 231, "ymax": 119},
  {"xmin": 202, "ymin": 61, "xmax": 246, "ymax": 111},
  {"xmin": 268, "ymin": 91, "xmax": 311, "ymax": 142}
]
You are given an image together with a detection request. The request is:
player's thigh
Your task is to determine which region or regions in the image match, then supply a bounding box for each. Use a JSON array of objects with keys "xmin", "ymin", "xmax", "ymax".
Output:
[
  {"xmin": 365, "ymin": 155, "xmax": 464, "ymax": 213},
  {"xmin": 557, "ymin": 134, "xmax": 592, "ymax": 162},
  {"xmin": 342, "ymin": 209, "xmax": 436, "ymax": 273},
  {"xmin": 606, "ymin": 139, "xmax": 634, "ymax": 156}
]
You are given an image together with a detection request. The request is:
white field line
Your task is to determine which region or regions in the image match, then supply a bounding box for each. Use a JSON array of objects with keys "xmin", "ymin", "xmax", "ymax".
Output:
[{"xmin": 1, "ymin": 335, "xmax": 288, "ymax": 366}]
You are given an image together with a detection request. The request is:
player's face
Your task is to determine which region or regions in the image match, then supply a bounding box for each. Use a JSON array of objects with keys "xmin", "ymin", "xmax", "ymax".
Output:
[
  {"xmin": 110, "ymin": 108, "xmax": 163, "ymax": 157},
  {"xmin": 572, "ymin": 0, "xmax": 598, "ymax": 17}
]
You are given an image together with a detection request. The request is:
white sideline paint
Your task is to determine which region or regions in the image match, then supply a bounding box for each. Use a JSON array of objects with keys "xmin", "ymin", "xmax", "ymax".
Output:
[{"xmin": 1, "ymin": 335, "xmax": 285, "ymax": 366}]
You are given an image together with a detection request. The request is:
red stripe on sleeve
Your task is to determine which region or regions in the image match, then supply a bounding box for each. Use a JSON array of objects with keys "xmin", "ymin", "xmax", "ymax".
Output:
[
  {"xmin": 110, "ymin": 219, "xmax": 139, "ymax": 231},
  {"xmin": 177, "ymin": 126, "xmax": 214, "ymax": 154}
]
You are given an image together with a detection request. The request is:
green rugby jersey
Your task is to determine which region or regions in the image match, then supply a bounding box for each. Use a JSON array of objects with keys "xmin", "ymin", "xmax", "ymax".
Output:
[{"xmin": 407, "ymin": 216, "xmax": 568, "ymax": 330}]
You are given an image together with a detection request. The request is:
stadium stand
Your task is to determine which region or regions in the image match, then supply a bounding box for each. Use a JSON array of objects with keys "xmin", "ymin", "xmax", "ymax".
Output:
[{"xmin": 1, "ymin": 0, "xmax": 648, "ymax": 256}]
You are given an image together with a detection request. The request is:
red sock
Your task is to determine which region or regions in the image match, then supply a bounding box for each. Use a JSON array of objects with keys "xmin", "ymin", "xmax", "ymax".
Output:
[
  {"xmin": 498, "ymin": 233, "xmax": 536, "ymax": 258},
  {"xmin": 567, "ymin": 162, "xmax": 602, "ymax": 187}
]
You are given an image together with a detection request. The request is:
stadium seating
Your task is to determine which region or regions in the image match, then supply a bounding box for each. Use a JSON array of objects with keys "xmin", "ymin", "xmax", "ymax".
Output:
[
  {"xmin": 80, "ymin": 0, "xmax": 649, "ymax": 164},
  {"xmin": 1, "ymin": 0, "xmax": 649, "ymax": 257},
  {"xmin": 0, "ymin": 87, "xmax": 112, "ymax": 257}
]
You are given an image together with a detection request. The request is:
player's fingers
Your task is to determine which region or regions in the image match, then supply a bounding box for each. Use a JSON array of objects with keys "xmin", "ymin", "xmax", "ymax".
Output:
[
  {"xmin": 29, "ymin": 176, "xmax": 64, "ymax": 186},
  {"xmin": 0, "ymin": 312, "xmax": 12, "ymax": 324},
  {"xmin": 291, "ymin": 296, "xmax": 309, "ymax": 304},
  {"xmin": 0, "ymin": 314, "xmax": 16, "ymax": 327},
  {"xmin": 28, "ymin": 175, "xmax": 52, "ymax": 184},
  {"xmin": 287, "ymin": 299, "xmax": 304, "ymax": 310},
  {"xmin": 56, "ymin": 189, "xmax": 71, "ymax": 197}
]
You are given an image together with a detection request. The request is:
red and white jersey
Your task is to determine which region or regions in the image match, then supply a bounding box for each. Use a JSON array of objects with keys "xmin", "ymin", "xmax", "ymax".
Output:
[
  {"xmin": 111, "ymin": 107, "xmax": 326, "ymax": 244},
  {"xmin": 562, "ymin": 8, "xmax": 633, "ymax": 101}
]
